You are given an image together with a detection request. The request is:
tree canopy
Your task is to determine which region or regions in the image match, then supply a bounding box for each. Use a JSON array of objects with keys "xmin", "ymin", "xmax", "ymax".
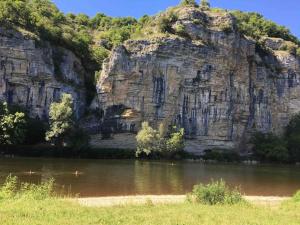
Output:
[
  {"xmin": 0, "ymin": 102, "xmax": 26, "ymax": 145},
  {"xmin": 46, "ymin": 93, "xmax": 74, "ymax": 146}
]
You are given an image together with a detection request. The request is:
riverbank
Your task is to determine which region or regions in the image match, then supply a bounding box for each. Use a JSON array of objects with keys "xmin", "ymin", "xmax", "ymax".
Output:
[
  {"xmin": 73, "ymin": 195, "xmax": 290, "ymax": 207},
  {"xmin": 1, "ymin": 197, "xmax": 299, "ymax": 225}
]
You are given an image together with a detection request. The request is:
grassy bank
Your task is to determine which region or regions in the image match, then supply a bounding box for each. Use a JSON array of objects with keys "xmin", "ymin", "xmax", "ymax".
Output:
[
  {"xmin": 0, "ymin": 177, "xmax": 299, "ymax": 225},
  {"xmin": 0, "ymin": 198, "xmax": 300, "ymax": 225}
]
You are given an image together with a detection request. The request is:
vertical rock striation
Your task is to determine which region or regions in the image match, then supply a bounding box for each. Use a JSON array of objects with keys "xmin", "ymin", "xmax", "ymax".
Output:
[{"xmin": 0, "ymin": 28, "xmax": 86, "ymax": 119}]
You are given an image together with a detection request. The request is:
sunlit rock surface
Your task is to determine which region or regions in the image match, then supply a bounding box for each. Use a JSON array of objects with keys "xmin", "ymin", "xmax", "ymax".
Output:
[
  {"xmin": 93, "ymin": 8, "xmax": 300, "ymax": 153},
  {"xmin": 0, "ymin": 28, "xmax": 86, "ymax": 119}
]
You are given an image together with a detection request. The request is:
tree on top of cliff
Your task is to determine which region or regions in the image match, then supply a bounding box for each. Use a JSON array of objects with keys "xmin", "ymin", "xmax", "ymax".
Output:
[
  {"xmin": 199, "ymin": 0, "xmax": 210, "ymax": 10},
  {"xmin": 231, "ymin": 11, "xmax": 299, "ymax": 45},
  {"xmin": 180, "ymin": 0, "xmax": 198, "ymax": 7}
]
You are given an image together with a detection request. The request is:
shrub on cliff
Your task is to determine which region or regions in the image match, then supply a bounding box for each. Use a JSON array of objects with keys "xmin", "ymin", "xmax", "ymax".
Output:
[
  {"xmin": 180, "ymin": 0, "xmax": 198, "ymax": 7},
  {"xmin": 157, "ymin": 10, "xmax": 178, "ymax": 33},
  {"xmin": 199, "ymin": 0, "xmax": 210, "ymax": 10},
  {"xmin": 187, "ymin": 180, "xmax": 243, "ymax": 205},
  {"xmin": 136, "ymin": 122, "xmax": 185, "ymax": 158}
]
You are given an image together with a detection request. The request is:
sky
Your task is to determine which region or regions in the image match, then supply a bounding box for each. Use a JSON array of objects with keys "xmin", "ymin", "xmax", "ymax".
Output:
[{"xmin": 51, "ymin": 0, "xmax": 300, "ymax": 38}]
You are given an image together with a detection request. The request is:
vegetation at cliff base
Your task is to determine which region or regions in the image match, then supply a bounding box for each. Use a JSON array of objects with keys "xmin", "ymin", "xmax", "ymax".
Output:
[
  {"xmin": 46, "ymin": 93, "xmax": 90, "ymax": 150},
  {"xmin": 0, "ymin": 102, "xmax": 26, "ymax": 145},
  {"xmin": 251, "ymin": 113, "xmax": 300, "ymax": 163},
  {"xmin": 136, "ymin": 122, "xmax": 185, "ymax": 158}
]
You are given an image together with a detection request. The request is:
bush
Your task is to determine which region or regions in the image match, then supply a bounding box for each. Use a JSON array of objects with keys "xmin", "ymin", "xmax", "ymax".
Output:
[
  {"xmin": 180, "ymin": 0, "xmax": 197, "ymax": 7},
  {"xmin": 250, "ymin": 132, "xmax": 289, "ymax": 162},
  {"xmin": 157, "ymin": 10, "xmax": 178, "ymax": 33},
  {"xmin": 188, "ymin": 180, "xmax": 243, "ymax": 205},
  {"xmin": 202, "ymin": 149, "xmax": 241, "ymax": 162},
  {"xmin": 0, "ymin": 175, "xmax": 17, "ymax": 199},
  {"xmin": 199, "ymin": 0, "xmax": 210, "ymax": 10},
  {"xmin": 285, "ymin": 113, "xmax": 300, "ymax": 162},
  {"xmin": 0, "ymin": 175, "xmax": 54, "ymax": 200},
  {"xmin": 136, "ymin": 122, "xmax": 185, "ymax": 158},
  {"xmin": 66, "ymin": 128, "xmax": 90, "ymax": 152}
]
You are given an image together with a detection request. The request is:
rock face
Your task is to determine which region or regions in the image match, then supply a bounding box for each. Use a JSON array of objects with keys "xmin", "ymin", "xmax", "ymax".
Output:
[
  {"xmin": 0, "ymin": 28, "xmax": 86, "ymax": 119},
  {"xmin": 93, "ymin": 8, "xmax": 300, "ymax": 153}
]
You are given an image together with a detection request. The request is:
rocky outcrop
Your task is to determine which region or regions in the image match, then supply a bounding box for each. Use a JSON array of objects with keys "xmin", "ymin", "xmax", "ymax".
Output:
[
  {"xmin": 0, "ymin": 28, "xmax": 86, "ymax": 119},
  {"xmin": 92, "ymin": 8, "xmax": 300, "ymax": 153}
]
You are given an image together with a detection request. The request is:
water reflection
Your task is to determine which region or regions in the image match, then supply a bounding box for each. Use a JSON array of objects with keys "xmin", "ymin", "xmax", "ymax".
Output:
[{"xmin": 0, "ymin": 158, "xmax": 299, "ymax": 197}]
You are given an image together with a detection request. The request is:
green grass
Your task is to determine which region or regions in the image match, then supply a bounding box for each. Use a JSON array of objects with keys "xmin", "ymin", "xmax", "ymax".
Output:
[
  {"xmin": 0, "ymin": 198, "xmax": 300, "ymax": 225},
  {"xmin": 0, "ymin": 176, "xmax": 299, "ymax": 225}
]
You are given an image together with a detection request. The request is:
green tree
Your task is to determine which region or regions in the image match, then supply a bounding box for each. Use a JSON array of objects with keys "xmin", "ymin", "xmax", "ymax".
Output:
[
  {"xmin": 180, "ymin": 0, "xmax": 197, "ymax": 7},
  {"xmin": 166, "ymin": 128, "xmax": 185, "ymax": 153},
  {"xmin": 231, "ymin": 11, "xmax": 299, "ymax": 44},
  {"xmin": 0, "ymin": 102, "xmax": 26, "ymax": 145},
  {"xmin": 46, "ymin": 93, "xmax": 74, "ymax": 146},
  {"xmin": 199, "ymin": 0, "xmax": 210, "ymax": 10},
  {"xmin": 136, "ymin": 122, "xmax": 185, "ymax": 158},
  {"xmin": 136, "ymin": 122, "xmax": 160, "ymax": 157}
]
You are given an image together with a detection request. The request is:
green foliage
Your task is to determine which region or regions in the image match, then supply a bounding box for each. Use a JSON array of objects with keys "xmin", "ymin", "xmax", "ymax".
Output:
[
  {"xmin": 250, "ymin": 132, "xmax": 289, "ymax": 162},
  {"xmin": 19, "ymin": 179, "xmax": 54, "ymax": 200},
  {"xmin": 0, "ymin": 175, "xmax": 18, "ymax": 199},
  {"xmin": 203, "ymin": 149, "xmax": 241, "ymax": 162},
  {"xmin": 0, "ymin": 175, "xmax": 54, "ymax": 201},
  {"xmin": 136, "ymin": 122, "xmax": 185, "ymax": 158},
  {"xmin": 199, "ymin": 0, "xmax": 210, "ymax": 10},
  {"xmin": 91, "ymin": 46, "xmax": 109, "ymax": 65},
  {"xmin": 0, "ymin": 102, "xmax": 26, "ymax": 145},
  {"xmin": 157, "ymin": 10, "xmax": 178, "ymax": 33},
  {"xmin": 67, "ymin": 128, "xmax": 90, "ymax": 152},
  {"xmin": 174, "ymin": 24, "xmax": 189, "ymax": 37},
  {"xmin": 293, "ymin": 190, "xmax": 300, "ymax": 202},
  {"xmin": 23, "ymin": 117, "xmax": 47, "ymax": 145},
  {"xmin": 188, "ymin": 180, "xmax": 243, "ymax": 205},
  {"xmin": 166, "ymin": 128, "xmax": 185, "ymax": 153},
  {"xmin": 180, "ymin": 0, "xmax": 197, "ymax": 7},
  {"xmin": 46, "ymin": 94, "xmax": 74, "ymax": 146},
  {"xmin": 297, "ymin": 48, "xmax": 300, "ymax": 57},
  {"xmin": 136, "ymin": 122, "xmax": 160, "ymax": 156},
  {"xmin": 231, "ymin": 11, "xmax": 299, "ymax": 45},
  {"xmin": 285, "ymin": 113, "xmax": 300, "ymax": 162}
]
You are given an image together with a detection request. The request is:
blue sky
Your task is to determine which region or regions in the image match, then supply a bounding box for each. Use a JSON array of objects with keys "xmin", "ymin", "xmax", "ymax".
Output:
[{"xmin": 52, "ymin": 0, "xmax": 300, "ymax": 38}]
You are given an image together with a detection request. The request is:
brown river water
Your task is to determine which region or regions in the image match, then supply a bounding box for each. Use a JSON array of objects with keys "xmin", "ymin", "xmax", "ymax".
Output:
[{"xmin": 0, "ymin": 158, "xmax": 299, "ymax": 197}]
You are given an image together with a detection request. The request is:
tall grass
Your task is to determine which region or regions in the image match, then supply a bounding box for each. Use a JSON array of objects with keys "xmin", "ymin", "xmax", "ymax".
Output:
[{"xmin": 0, "ymin": 175, "xmax": 54, "ymax": 201}]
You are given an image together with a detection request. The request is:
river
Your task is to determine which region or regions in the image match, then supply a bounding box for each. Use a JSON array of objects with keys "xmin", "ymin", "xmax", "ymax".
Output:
[{"xmin": 0, "ymin": 158, "xmax": 299, "ymax": 197}]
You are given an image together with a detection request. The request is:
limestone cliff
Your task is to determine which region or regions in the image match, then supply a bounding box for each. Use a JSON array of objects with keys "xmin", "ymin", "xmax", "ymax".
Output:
[
  {"xmin": 93, "ymin": 7, "xmax": 300, "ymax": 153},
  {"xmin": 0, "ymin": 28, "xmax": 86, "ymax": 119}
]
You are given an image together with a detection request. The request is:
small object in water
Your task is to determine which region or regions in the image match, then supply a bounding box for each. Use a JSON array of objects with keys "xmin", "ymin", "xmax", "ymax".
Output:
[
  {"xmin": 73, "ymin": 171, "xmax": 83, "ymax": 176},
  {"xmin": 25, "ymin": 170, "xmax": 36, "ymax": 175}
]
